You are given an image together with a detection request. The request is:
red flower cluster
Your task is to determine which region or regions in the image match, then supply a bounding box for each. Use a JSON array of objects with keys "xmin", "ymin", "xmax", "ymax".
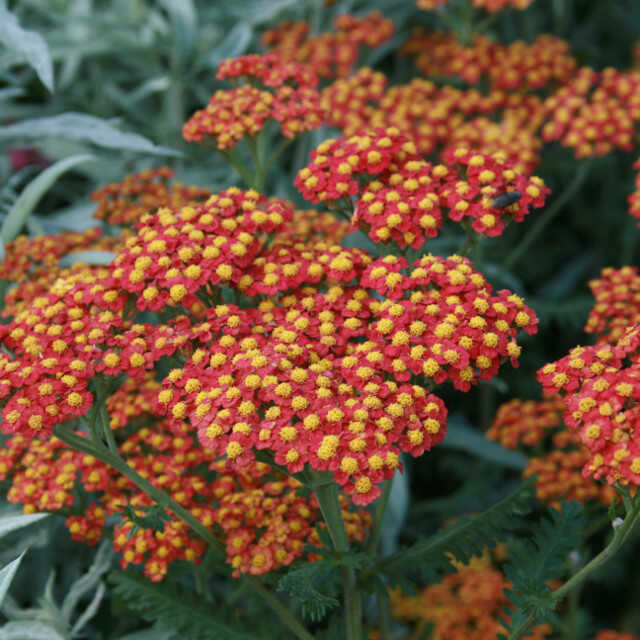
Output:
[
  {"xmin": 403, "ymin": 30, "xmax": 575, "ymax": 91},
  {"xmin": 543, "ymin": 67, "xmax": 640, "ymax": 157},
  {"xmin": 538, "ymin": 326, "xmax": 640, "ymax": 487},
  {"xmin": 585, "ymin": 266, "xmax": 640, "ymax": 343},
  {"xmin": 91, "ymin": 167, "xmax": 210, "ymax": 226},
  {"xmin": 182, "ymin": 53, "xmax": 323, "ymax": 149},
  {"xmin": 261, "ymin": 12, "xmax": 393, "ymax": 79},
  {"xmin": 296, "ymin": 132, "xmax": 549, "ymax": 247}
]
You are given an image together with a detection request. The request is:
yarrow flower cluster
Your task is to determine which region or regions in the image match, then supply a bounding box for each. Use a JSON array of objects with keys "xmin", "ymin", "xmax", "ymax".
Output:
[
  {"xmin": 0, "ymin": 376, "xmax": 370, "ymax": 580},
  {"xmin": 182, "ymin": 52, "xmax": 323, "ymax": 149},
  {"xmin": 296, "ymin": 129, "xmax": 549, "ymax": 247},
  {"xmin": 261, "ymin": 12, "xmax": 393, "ymax": 79},
  {"xmin": 91, "ymin": 167, "xmax": 210, "ymax": 226},
  {"xmin": 542, "ymin": 67, "xmax": 640, "ymax": 157},
  {"xmin": 538, "ymin": 326, "xmax": 640, "ymax": 487},
  {"xmin": 403, "ymin": 30, "xmax": 575, "ymax": 91},
  {"xmin": 585, "ymin": 266, "xmax": 640, "ymax": 343}
]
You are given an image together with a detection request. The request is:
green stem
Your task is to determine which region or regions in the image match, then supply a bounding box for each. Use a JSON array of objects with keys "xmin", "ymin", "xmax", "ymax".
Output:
[
  {"xmin": 502, "ymin": 164, "xmax": 590, "ymax": 272},
  {"xmin": 366, "ymin": 478, "xmax": 393, "ymax": 554},
  {"xmin": 54, "ymin": 422, "xmax": 314, "ymax": 640},
  {"xmin": 508, "ymin": 496, "xmax": 640, "ymax": 640},
  {"xmin": 309, "ymin": 471, "xmax": 362, "ymax": 640},
  {"xmin": 53, "ymin": 422, "xmax": 224, "ymax": 551},
  {"xmin": 256, "ymin": 137, "xmax": 293, "ymax": 190},
  {"xmin": 219, "ymin": 147, "xmax": 255, "ymax": 187}
]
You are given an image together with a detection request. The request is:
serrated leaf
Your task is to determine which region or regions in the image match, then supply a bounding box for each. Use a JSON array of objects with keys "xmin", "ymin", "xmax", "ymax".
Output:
[
  {"xmin": 0, "ymin": 513, "xmax": 49, "ymax": 539},
  {"xmin": 0, "ymin": 551, "xmax": 26, "ymax": 607},
  {"xmin": 0, "ymin": 621, "xmax": 64, "ymax": 640},
  {"xmin": 0, "ymin": 5, "xmax": 54, "ymax": 91},
  {"xmin": 0, "ymin": 113, "xmax": 181, "ymax": 156},
  {"xmin": 206, "ymin": 22, "xmax": 252, "ymax": 68},
  {"xmin": 443, "ymin": 415, "xmax": 528, "ymax": 470},
  {"xmin": 59, "ymin": 250, "xmax": 116, "ymax": 267},
  {"xmin": 0, "ymin": 154, "xmax": 95, "ymax": 244}
]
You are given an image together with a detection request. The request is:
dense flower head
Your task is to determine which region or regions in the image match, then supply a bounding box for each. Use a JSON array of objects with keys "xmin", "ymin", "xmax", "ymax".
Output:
[
  {"xmin": 403, "ymin": 30, "xmax": 575, "ymax": 91},
  {"xmin": 182, "ymin": 52, "xmax": 323, "ymax": 149},
  {"xmin": 261, "ymin": 12, "xmax": 393, "ymax": 78},
  {"xmin": 298, "ymin": 136, "xmax": 549, "ymax": 247},
  {"xmin": 487, "ymin": 396, "xmax": 565, "ymax": 449},
  {"xmin": 390, "ymin": 557, "xmax": 551, "ymax": 639},
  {"xmin": 585, "ymin": 266, "xmax": 640, "ymax": 343},
  {"xmin": 543, "ymin": 67, "xmax": 640, "ymax": 157},
  {"xmin": 210, "ymin": 460, "xmax": 370, "ymax": 576},
  {"xmin": 91, "ymin": 167, "xmax": 210, "ymax": 226},
  {"xmin": 321, "ymin": 68, "xmax": 388, "ymax": 134},
  {"xmin": 108, "ymin": 188, "xmax": 294, "ymax": 311},
  {"xmin": 538, "ymin": 325, "xmax": 640, "ymax": 486}
]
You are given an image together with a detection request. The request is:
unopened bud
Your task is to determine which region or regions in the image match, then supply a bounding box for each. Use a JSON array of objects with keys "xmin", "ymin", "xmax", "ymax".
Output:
[{"xmin": 612, "ymin": 517, "xmax": 624, "ymax": 530}]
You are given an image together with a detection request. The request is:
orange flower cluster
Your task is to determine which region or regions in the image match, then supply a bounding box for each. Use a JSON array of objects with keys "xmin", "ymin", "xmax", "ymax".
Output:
[
  {"xmin": 486, "ymin": 395, "xmax": 565, "ymax": 449},
  {"xmin": 91, "ymin": 167, "xmax": 210, "ymax": 226},
  {"xmin": 585, "ymin": 266, "xmax": 640, "ymax": 344},
  {"xmin": 182, "ymin": 53, "xmax": 323, "ymax": 149},
  {"xmin": 543, "ymin": 67, "xmax": 640, "ymax": 157},
  {"xmin": 296, "ymin": 129, "xmax": 549, "ymax": 247},
  {"xmin": 403, "ymin": 30, "xmax": 575, "ymax": 91},
  {"xmin": 538, "ymin": 326, "xmax": 640, "ymax": 487},
  {"xmin": 390, "ymin": 559, "xmax": 551, "ymax": 640},
  {"xmin": 417, "ymin": 0, "xmax": 534, "ymax": 10},
  {"xmin": 261, "ymin": 12, "xmax": 393, "ymax": 78}
]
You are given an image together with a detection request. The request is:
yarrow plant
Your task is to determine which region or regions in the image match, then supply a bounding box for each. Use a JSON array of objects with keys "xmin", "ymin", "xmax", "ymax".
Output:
[{"xmin": 2, "ymin": 1, "xmax": 640, "ymax": 639}]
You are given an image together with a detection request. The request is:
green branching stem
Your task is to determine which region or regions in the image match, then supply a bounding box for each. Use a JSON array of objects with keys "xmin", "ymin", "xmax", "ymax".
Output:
[
  {"xmin": 219, "ymin": 147, "xmax": 255, "ymax": 188},
  {"xmin": 309, "ymin": 470, "xmax": 362, "ymax": 640},
  {"xmin": 53, "ymin": 420, "xmax": 314, "ymax": 640},
  {"xmin": 502, "ymin": 163, "xmax": 590, "ymax": 272},
  {"xmin": 508, "ymin": 494, "xmax": 640, "ymax": 640},
  {"xmin": 366, "ymin": 478, "xmax": 393, "ymax": 554}
]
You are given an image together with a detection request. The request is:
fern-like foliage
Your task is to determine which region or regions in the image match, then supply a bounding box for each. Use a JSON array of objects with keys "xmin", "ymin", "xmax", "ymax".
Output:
[
  {"xmin": 109, "ymin": 570, "xmax": 265, "ymax": 640},
  {"xmin": 499, "ymin": 501, "xmax": 585, "ymax": 639},
  {"xmin": 276, "ymin": 552, "xmax": 372, "ymax": 622},
  {"xmin": 372, "ymin": 478, "xmax": 536, "ymax": 586}
]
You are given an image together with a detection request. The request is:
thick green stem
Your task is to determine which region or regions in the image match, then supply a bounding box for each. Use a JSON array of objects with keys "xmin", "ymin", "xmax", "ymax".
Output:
[
  {"xmin": 366, "ymin": 478, "xmax": 393, "ymax": 554},
  {"xmin": 309, "ymin": 471, "xmax": 362, "ymax": 640},
  {"xmin": 220, "ymin": 147, "xmax": 255, "ymax": 187},
  {"xmin": 502, "ymin": 164, "xmax": 590, "ymax": 272}
]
